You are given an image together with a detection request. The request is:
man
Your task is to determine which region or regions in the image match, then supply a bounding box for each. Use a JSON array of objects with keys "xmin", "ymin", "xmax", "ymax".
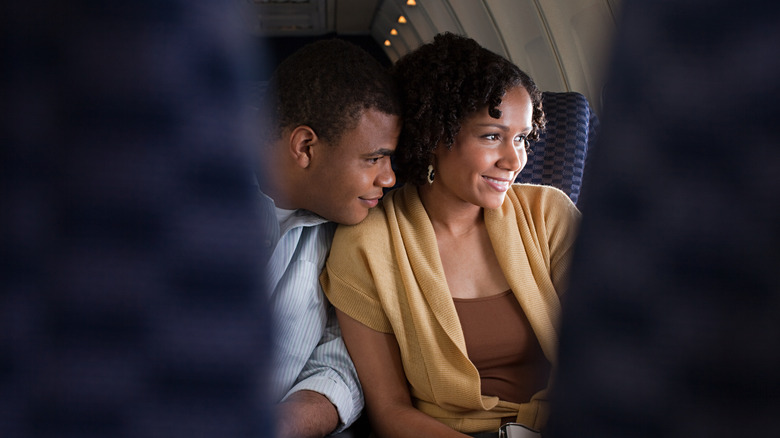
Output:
[{"xmin": 257, "ymin": 39, "xmax": 401, "ymax": 437}]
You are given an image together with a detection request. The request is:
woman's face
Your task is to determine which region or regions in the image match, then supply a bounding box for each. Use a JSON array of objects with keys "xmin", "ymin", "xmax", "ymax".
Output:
[{"xmin": 432, "ymin": 85, "xmax": 533, "ymax": 210}]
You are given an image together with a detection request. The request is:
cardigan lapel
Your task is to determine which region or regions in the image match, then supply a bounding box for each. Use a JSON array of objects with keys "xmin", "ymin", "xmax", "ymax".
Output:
[
  {"xmin": 485, "ymin": 188, "xmax": 560, "ymax": 364},
  {"xmin": 387, "ymin": 186, "xmax": 495, "ymax": 410},
  {"xmin": 389, "ymin": 186, "xmax": 472, "ymax": 361},
  {"xmin": 383, "ymin": 185, "xmax": 560, "ymax": 412}
]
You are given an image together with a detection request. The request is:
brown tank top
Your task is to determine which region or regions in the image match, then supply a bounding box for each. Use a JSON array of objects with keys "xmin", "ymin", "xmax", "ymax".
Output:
[{"xmin": 452, "ymin": 290, "xmax": 551, "ymax": 404}]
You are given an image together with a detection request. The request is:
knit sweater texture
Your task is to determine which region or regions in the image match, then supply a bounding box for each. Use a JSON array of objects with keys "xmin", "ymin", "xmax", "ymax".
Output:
[{"xmin": 321, "ymin": 183, "xmax": 580, "ymax": 433}]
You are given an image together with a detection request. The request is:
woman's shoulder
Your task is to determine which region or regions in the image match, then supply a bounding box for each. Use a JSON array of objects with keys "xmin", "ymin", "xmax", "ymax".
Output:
[
  {"xmin": 509, "ymin": 183, "xmax": 576, "ymax": 207},
  {"xmin": 330, "ymin": 190, "xmax": 400, "ymax": 254},
  {"xmin": 326, "ymin": 191, "xmax": 398, "ymax": 291},
  {"xmin": 334, "ymin": 203, "xmax": 389, "ymax": 239}
]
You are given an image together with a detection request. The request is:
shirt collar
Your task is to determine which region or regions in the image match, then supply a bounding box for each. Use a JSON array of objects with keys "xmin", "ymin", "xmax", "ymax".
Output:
[{"xmin": 258, "ymin": 188, "xmax": 329, "ymax": 235}]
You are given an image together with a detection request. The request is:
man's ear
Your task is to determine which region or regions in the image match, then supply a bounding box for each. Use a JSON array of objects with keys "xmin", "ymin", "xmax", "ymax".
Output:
[{"xmin": 288, "ymin": 125, "xmax": 318, "ymax": 168}]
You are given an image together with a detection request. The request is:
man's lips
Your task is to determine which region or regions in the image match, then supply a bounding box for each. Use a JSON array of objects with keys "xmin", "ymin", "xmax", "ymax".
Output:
[{"xmin": 359, "ymin": 195, "xmax": 382, "ymax": 207}]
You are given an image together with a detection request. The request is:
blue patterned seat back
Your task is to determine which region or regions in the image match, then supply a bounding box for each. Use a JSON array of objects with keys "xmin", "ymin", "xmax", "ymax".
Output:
[{"xmin": 516, "ymin": 91, "xmax": 599, "ymax": 205}]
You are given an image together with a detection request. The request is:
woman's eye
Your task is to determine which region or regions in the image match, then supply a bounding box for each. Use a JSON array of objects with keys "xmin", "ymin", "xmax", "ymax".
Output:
[
  {"xmin": 484, "ymin": 134, "xmax": 499, "ymax": 141},
  {"xmin": 514, "ymin": 135, "xmax": 529, "ymax": 147}
]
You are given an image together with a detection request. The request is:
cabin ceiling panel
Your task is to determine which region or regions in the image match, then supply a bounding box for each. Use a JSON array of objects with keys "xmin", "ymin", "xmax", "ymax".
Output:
[
  {"xmin": 335, "ymin": 0, "xmax": 380, "ymax": 34},
  {"xmin": 524, "ymin": 37, "xmax": 567, "ymax": 93},
  {"xmin": 411, "ymin": 0, "xmax": 463, "ymax": 37},
  {"xmin": 248, "ymin": 0, "xmax": 330, "ymax": 36},
  {"xmin": 484, "ymin": 0, "xmax": 566, "ymax": 93},
  {"xmin": 374, "ymin": 0, "xmax": 506, "ymax": 63},
  {"xmin": 248, "ymin": 0, "xmax": 619, "ymax": 114},
  {"xmin": 445, "ymin": 0, "xmax": 507, "ymax": 58},
  {"xmin": 534, "ymin": 0, "xmax": 617, "ymax": 111},
  {"xmin": 396, "ymin": 24, "xmax": 422, "ymax": 52},
  {"xmin": 569, "ymin": 4, "xmax": 615, "ymax": 108},
  {"xmin": 396, "ymin": 2, "xmax": 437, "ymax": 44},
  {"xmin": 372, "ymin": 16, "xmax": 412, "ymax": 56},
  {"xmin": 248, "ymin": 0, "xmax": 379, "ymax": 36},
  {"xmin": 372, "ymin": 25, "xmax": 401, "ymax": 62},
  {"xmin": 373, "ymin": 0, "xmax": 424, "ymax": 58}
]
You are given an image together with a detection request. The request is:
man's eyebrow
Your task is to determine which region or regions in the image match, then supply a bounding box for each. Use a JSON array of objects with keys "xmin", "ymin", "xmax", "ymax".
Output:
[{"xmin": 366, "ymin": 148, "xmax": 395, "ymax": 156}]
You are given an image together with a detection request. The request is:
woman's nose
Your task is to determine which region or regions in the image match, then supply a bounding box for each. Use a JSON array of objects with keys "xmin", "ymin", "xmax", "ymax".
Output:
[{"xmin": 500, "ymin": 141, "xmax": 526, "ymax": 173}]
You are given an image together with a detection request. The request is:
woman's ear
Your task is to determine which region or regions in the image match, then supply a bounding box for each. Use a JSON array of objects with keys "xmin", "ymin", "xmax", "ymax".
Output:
[{"xmin": 288, "ymin": 125, "xmax": 318, "ymax": 168}]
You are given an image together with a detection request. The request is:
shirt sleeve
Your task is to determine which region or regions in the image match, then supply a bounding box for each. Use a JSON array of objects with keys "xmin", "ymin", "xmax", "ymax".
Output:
[
  {"xmin": 280, "ymin": 301, "xmax": 363, "ymax": 433},
  {"xmin": 270, "ymin": 221, "xmax": 363, "ymax": 433}
]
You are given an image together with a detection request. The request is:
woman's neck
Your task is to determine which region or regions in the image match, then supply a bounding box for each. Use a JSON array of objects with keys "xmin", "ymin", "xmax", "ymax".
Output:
[{"xmin": 417, "ymin": 184, "xmax": 484, "ymax": 237}]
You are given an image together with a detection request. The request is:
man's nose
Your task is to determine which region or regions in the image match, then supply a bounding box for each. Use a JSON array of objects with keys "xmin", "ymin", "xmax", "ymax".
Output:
[{"xmin": 377, "ymin": 158, "xmax": 396, "ymax": 188}]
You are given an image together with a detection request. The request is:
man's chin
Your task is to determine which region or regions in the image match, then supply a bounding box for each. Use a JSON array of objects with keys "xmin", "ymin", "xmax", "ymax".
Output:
[
  {"xmin": 340, "ymin": 214, "xmax": 368, "ymax": 226},
  {"xmin": 336, "ymin": 207, "xmax": 370, "ymax": 226}
]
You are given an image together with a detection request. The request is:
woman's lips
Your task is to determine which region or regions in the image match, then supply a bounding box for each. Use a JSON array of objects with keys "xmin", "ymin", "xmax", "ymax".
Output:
[{"xmin": 483, "ymin": 175, "xmax": 512, "ymax": 191}]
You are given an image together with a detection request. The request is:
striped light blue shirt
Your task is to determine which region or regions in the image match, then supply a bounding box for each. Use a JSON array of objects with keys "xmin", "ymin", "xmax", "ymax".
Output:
[{"xmin": 259, "ymin": 189, "xmax": 363, "ymax": 433}]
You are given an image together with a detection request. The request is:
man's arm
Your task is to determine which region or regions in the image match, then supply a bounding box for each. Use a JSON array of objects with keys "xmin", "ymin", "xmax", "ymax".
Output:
[
  {"xmin": 277, "ymin": 303, "xmax": 363, "ymax": 436},
  {"xmin": 276, "ymin": 390, "xmax": 339, "ymax": 438},
  {"xmin": 271, "ymin": 222, "xmax": 362, "ymax": 436}
]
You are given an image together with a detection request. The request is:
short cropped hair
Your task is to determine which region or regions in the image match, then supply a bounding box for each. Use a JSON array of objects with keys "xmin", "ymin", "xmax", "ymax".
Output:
[
  {"xmin": 392, "ymin": 32, "xmax": 546, "ymax": 186},
  {"xmin": 263, "ymin": 39, "xmax": 401, "ymax": 146}
]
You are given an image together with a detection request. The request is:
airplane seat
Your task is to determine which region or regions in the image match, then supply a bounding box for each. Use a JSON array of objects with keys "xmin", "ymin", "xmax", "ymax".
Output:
[{"xmin": 516, "ymin": 91, "xmax": 600, "ymax": 205}]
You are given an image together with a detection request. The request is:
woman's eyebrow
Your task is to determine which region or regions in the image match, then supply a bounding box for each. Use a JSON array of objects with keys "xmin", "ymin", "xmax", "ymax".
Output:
[{"xmin": 474, "ymin": 123, "xmax": 532, "ymax": 132}]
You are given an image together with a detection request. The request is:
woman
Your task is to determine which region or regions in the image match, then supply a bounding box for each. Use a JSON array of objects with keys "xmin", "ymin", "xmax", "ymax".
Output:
[{"xmin": 320, "ymin": 33, "xmax": 580, "ymax": 438}]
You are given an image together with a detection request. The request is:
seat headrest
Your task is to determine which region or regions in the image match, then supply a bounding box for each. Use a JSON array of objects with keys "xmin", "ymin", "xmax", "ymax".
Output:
[{"xmin": 516, "ymin": 91, "xmax": 599, "ymax": 205}]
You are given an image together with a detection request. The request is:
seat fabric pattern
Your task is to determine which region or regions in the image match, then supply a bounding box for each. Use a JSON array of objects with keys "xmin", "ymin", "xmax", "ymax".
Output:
[{"xmin": 516, "ymin": 91, "xmax": 599, "ymax": 205}]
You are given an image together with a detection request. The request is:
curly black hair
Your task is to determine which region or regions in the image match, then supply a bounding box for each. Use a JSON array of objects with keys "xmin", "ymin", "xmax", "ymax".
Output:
[
  {"xmin": 262, "ymin": 38, "xmax": 401, "ymax": 146},
  {"xmin": 392, "ymin": 32, "xmax": 546, "ymax": 186}
]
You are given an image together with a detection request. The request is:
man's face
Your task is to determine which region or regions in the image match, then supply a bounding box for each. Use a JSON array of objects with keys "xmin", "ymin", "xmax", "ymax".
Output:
[{"xmin": 306, "ymin": 108, "xmax": 400, "ymax": 225}]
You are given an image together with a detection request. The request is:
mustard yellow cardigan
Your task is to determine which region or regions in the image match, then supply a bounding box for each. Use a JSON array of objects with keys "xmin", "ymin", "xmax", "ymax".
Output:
[{"xmin": 321, "ymin": 184, "xmax": 580, "ymax": 434}]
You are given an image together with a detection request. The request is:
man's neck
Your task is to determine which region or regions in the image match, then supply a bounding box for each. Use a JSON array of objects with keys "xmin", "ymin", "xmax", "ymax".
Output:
[{"xmin": 258, "ymin": 156, "xmax": 300, "ymax": 211}]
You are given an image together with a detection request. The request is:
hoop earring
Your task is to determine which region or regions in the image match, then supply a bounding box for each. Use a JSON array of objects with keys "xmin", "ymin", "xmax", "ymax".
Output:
[{"xmin": 427, "ymin": 164, "xmax": 435, "ymax": 184}]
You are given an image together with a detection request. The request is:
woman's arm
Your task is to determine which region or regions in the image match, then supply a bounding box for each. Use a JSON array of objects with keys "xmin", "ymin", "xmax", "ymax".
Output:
[{"xmin": 336, "ymin": 309, "xmax": 470, "ymax": 438}]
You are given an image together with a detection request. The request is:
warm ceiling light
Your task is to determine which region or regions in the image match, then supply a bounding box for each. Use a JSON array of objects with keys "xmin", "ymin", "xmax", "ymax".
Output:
[
  {"xmin": 390, "ymin": 28, "xmax": 398, "ymax": 35},
  {"xmin": 384, "ymin": 40, "xmax": 391, "ymax": 47},
  {"xmin": 407, "ymin": 0, "xmax": 417, "ymax": 5},
  {"xmin": 398, "ymin": 15, "xmax": 407, "ymax": 24}
]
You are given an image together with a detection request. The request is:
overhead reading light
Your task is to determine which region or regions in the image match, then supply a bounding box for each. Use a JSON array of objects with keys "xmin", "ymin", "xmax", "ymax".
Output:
[
  {"xmin": 384, "ymin": 40, "xmax": 392, "ymax": 47},
  {"xmin": 390, "ymin": 28, "xmax": 398, "ymax": 35},
  {"xmin": 398, "ymin": 15, "xmax": 407, "ymax": 24},
  {"xmin": 406, "ymin": 0, "xmax": 417, "ymax": 5}
]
